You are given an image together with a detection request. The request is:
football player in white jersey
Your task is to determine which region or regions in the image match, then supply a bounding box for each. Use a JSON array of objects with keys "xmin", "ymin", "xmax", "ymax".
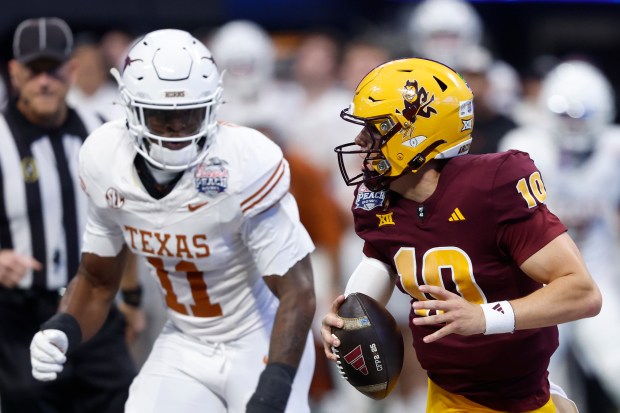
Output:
[
  {"xmin": 28, "ymin": 29, "xmax": 317, "ymax": 413},
  {"xmin": 500, "ymin": 59, "xmax": 620, "ymax": 411},
  {"xmin": 405, "ymin": 0, "xmax": 521, "ymax": 117}
]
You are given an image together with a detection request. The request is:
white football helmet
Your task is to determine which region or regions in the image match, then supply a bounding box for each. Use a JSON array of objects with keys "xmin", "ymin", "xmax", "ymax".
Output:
[
  {"xmin": 539, "ymin": 60, "xmax": 615, "ymax": 152},
  {"xmin": 111, "ymin": 29, "xmax": 223, "ymax": 171},
  {"xmin": 407, "ymin": 0, "xmax": 482, "ymax": 69},
  {"xmin": 208, "ymin": 20, "xmax": 275, "ymax": 100}
]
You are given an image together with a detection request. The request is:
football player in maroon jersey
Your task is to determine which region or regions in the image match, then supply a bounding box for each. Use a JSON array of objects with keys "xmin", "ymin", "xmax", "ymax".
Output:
[{"xmin": 321, "ymin": 58, "xmax": 601, "ymax": 413}]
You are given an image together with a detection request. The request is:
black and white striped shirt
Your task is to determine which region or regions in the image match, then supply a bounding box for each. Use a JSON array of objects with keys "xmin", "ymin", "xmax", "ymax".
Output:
[{"xmin": 0, "ymin": 103, "xmax": 102, "ymax": 291}]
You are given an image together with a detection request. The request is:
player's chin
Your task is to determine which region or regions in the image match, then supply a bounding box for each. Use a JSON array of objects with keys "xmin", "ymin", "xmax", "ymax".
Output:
[{"xmin": 162, "ymin": 142, "xmax": 191, "ymax": 150}]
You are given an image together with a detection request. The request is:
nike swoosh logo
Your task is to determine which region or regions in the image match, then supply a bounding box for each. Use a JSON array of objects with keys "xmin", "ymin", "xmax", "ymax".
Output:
[{"xmin": 187, "ymin": 200, "xmax": 209, "ymax": 212}]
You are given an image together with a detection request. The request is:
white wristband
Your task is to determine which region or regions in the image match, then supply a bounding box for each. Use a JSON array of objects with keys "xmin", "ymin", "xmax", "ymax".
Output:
[{"xmin": 480, "ymin": 301, "xmax": 515, "ymax": 335}]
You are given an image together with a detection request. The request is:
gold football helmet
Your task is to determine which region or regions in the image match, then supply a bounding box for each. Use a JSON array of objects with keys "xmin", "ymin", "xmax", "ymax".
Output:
[{"xmin": 337, "ymin": 58, "xmax": 474, "ymax": 191}]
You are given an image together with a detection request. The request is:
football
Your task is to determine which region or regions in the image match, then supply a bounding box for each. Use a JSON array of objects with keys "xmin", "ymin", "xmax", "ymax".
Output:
[{"xmin": 331, "ymin": 292, "xmax": 404, "ymax": 400}]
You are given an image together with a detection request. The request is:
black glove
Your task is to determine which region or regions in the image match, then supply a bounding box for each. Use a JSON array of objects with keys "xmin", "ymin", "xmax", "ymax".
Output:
[{"xmin": 246, "ymin": 363, "xmax": 296, "ymax": 413}]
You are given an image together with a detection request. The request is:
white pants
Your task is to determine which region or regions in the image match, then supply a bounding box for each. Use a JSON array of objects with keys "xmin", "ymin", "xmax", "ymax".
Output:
[{"xmin": 125, "ymin": 321, "xmax": 315, "ymax": 413}]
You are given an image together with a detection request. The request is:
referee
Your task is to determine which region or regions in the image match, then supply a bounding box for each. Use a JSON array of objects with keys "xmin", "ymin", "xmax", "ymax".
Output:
[{"xmin": 0, "ymin": 17, "xmax": 138, "ymax": 413}]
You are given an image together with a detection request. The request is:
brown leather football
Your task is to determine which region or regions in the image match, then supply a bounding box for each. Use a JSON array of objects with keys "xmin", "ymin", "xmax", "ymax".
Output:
[{"xmin": 332, "ymin": 292, "xmax": 404, "ymax": 400}]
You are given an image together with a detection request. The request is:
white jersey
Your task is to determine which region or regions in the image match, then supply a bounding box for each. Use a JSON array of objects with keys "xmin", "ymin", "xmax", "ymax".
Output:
[
  {"xmin": 499, "ymin": 126, "xmax": 620, "ymax": 283},
  {"xmin": 79, "ymin": 120, "xmax": 315, "ymax": 342}
]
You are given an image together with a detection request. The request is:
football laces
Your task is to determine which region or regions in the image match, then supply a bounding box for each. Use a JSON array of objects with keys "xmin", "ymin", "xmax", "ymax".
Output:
[{"xmin": 332, "ymin": 346, "xmax": 348, "ymax": 379}]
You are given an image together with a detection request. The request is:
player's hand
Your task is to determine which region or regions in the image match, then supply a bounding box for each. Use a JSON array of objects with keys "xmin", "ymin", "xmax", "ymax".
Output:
[
  {"xmin": 0, "ymin": 249, "xmax": 43, "ymax": 287},
  {"xmin": 30, "ymin": 329, "xmax": 68, "ymax": 381},
  {"xmin": 320, "ymin": 295, "xmax": 346, "ymax": 361},
  {"xmin": 411, "ymin": 284, "xmax": 486, "ymax": 343}
]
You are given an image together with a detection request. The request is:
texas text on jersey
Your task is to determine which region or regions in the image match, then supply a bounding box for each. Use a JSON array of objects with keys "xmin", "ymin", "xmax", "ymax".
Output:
[{"xmin": 79, "ymin": 119, "xmax": 314, "ymax": 342}]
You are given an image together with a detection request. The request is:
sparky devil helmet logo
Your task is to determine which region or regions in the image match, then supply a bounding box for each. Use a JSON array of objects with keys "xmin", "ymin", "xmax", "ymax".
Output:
[{"xmin": 397, "ymin": 80, "xmax": 437, "ymax": 140}]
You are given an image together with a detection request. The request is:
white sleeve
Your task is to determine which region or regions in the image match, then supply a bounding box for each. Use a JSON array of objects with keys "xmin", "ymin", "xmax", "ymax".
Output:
[
  {"xmin": 344, "ymin": 255, "xmax": 396, "ymax": 306},
  {"xmin": 78, "ymin": 140, "xmax": 125, "ymax": 257},
  {"xmin": 81, "ymin": 201, "xmax": 125, "ymax": 257},
  {"xmin": 241, "ymin": 193, "xmax": 314, "ymax": 276},
  {"xmin": 238, "ymin": 132, "xmax": 289, "ymax": 218}
]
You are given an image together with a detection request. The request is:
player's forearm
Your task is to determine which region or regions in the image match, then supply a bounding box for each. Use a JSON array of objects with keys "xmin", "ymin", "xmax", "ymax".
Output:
[
  {"xmin": 513, "ymin": 232, "xmax": 602, "ymax": 330},
  {"xmin": 268, "ymin": 287, "xmax": 315, "ymax": 366},
  {"xmin": 59, "ymin": 271, "xmax": 118, "ymax": 341},
  {"xmin": 57, "ymin": 251, "xmax": 127, "ymax": 341},
  {"xmin": 511, "ymin": 272, "xmax": 601, "ymax": 330},
  {"xmin": 119, "ymin": 251, "xmax": 140, "ymax": 290}
]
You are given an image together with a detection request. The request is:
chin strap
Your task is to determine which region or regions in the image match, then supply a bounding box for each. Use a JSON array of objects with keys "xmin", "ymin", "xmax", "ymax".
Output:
[{"xmin": 407, "ymin": 139, "xmax": 447, "ymax": 172}]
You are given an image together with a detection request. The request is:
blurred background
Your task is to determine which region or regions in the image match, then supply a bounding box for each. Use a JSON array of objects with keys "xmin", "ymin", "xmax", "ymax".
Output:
[
  {"xmin": 1, "ymin": 0, "xmax": 620, "ymax": 108},
  {"xmin": 2, "ymin": 1, "xmax": 620, "ymax": 413}
]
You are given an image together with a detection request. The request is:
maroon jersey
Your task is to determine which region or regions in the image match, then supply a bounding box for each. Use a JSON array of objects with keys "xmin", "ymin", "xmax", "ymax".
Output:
[{"xmin": 352, "ymin": 150, "xmax": 566, "ymax": 411}]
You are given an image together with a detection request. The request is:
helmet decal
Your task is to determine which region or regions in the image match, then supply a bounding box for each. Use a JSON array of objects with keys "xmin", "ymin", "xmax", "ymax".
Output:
[
  {"xmin": 459, "ymin": 99, "xmax": 474, "ymax": 117},
  {"xmin": 402, "ymin": 135, "xmax": 428, "ymax": 148},
  {"xmin": 123, "ymin": 56, "xmax": 141, "ymax": 71},
  {"xmin": 398, "ymin": 80, "xmax": 438, "ymax": 124}
]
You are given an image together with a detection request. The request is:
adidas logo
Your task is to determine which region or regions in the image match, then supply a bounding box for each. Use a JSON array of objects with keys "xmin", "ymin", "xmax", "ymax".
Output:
[
  {"xmin": 448, "ymin": 208, "xmax": 466, "ymax": 222},
  {"xmin": 343, "ymin": 345, "xmax": 368, "ymax": 375},
  {"xmin": 492, "ymin": 303, "xmax": 505, "ymax": 314}
]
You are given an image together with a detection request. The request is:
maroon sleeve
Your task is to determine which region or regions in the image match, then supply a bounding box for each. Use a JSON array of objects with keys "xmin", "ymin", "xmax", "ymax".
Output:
[
  {"xmin": 499, "ymin": 205, "xmax": 567, "ymax": 265},
  {"xmin": 491, "ymin": 150, "xmax": 567, "ymax": 264},
  {"xmin": 491, "ymin": 150, "xmax": 543, "ymax": 224}
]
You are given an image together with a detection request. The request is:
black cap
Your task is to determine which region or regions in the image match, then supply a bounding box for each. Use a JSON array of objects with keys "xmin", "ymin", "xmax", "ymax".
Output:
[{"xmin": 13, "ymin": 17, "xmax": 73, "ymax": 66}]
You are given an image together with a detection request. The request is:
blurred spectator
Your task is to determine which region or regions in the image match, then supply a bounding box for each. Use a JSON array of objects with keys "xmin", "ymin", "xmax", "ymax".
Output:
[
  {"xmin": 99, "ymin": 29, "xmax": 133, "ymax": 72},
  {"xmin": 0, "ymin": 71, "xmax": 7, "ymax": 112},
  {"xmin": 407, "ymin": 0, "xmax": 482, "ymax": 69},
  {"xmin": 512, "ymin": 55, "xmax": 559, "ymax": 128},
  {"xmin": 207, "ymin": 20, "xmax": 348, "ymax": 410},
  {"xmin": 406, "ymin": 0, "xmax": 521, "ymax": 117},
  {"xmin": 207, "ymin": 20, "xmax": 303, "ymax": 133},
  {"xmin": 67, "ymin": 36, "xmax": 125, "ymax": 121},
  {"xmin": 457, "ymin": 45, "xmax": 517, "ymax": 154},
  {"xmin": 283, "ymin": 31, "xmax": 361, "ymax": 209},
  {"xmin": 499, "ymin": 59, "xmax": 620, "ymax": 413},
  {"xmin": 339, "ymin": 36, "xmax": 391, "ymax": 93}
]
